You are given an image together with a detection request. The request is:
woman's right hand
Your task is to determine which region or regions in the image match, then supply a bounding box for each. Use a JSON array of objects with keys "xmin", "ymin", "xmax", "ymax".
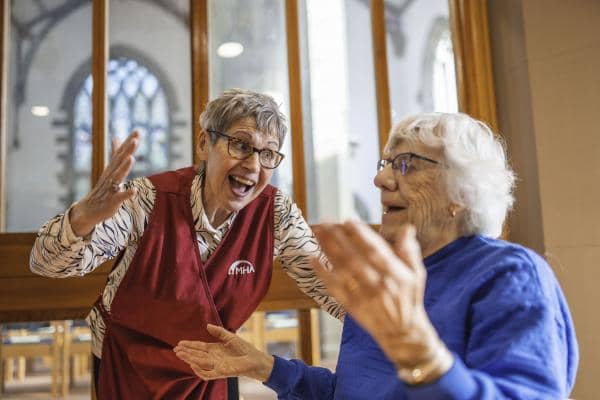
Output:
[
  {"xmin": 174, "ymin": 324, "xmax": 275, "ymax": 383},
  {"xmin": 69, "ymin": 131, "xmax": 140, "ymax": 237}
]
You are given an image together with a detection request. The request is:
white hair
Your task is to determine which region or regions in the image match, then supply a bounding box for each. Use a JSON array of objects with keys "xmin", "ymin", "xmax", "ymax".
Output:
[{"xmin": 386, "ymin": 112, "xmax": 515, "ymax": 238}]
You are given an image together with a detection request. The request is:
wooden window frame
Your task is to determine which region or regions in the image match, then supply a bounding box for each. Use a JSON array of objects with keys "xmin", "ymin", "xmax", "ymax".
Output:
[{"xmin": 0, "ymin": 0, "xmax": 498, "ymax": 367}]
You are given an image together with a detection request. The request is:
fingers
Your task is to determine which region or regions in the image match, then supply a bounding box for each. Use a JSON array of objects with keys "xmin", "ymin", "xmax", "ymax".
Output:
[
  {"xmin": 314, "ymin": 224, "xmax": 380, "ymax": 286},
  {"xmin": 310, "ymin": 256, "xmax": 346, "ymax": 302},
  {"xmin": 111, "ymin": 136, "xmax": 120, "ymax": 159},
  {"xmin": 105, "ymin": 131, "xmax": 140, "ymax": 176},
  {"xmin": 393, "ymin": 225, "xmax": 425, "ymax": 276},
  {"xmin": 206, "ymin": 324, "xmax": 237, "ymax": 343},
  {"xmin": 314, "ymin": 222, "xmax": 411, "ymax": 292},
  {"xmin": 113, "ymin": 186, "xmax": 137, "ymax": 202},
  {"xmin": 115, "ymin": 131, "xmax": 140, "ymax": 156},
  {"xmin": 94, "ymin": 131, "xmax": 139, "ymax": 199},
  {"xmin": 393, "ymin": 225, "xmax": 426, "ymax": 303},
  {"xmin": 174, "ymin": 347, "xmax": 210, "ymax": 366},
  {"xmin": 340, "ymin": 221, "xmax": 412, "ymax": 282},
  {"xmin": 173, "ymin": 341, "xmax": 216, "ymax": 377},
  {"xmin": 111, "ymin": 154, "xmax": 135, "ymax": 184},
  {"xmin": 176, "ymin": 340, "xmax": 210, "ymax": 352},
  {"xmin": 174, "ymin": 350, "xmax": 221, "ymax": 380}
]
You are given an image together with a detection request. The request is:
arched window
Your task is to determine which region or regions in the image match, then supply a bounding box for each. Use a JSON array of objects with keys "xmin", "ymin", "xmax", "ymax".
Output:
[
  {"xmin": 419, "ymin": 17, "xmax": 458, "ymax": 113},
  {"xmin": 71, "ymin": 57, "xmax": 172, "ymax": 202},
  {"xmin": 431, "ymin": 28, "xmax": 458, "ymax": 112}
]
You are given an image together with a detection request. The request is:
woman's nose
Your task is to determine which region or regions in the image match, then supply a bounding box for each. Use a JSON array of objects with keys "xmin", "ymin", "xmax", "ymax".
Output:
[
  {"xmin": 242, "ymin": 151, "xmax": 261, "ymax": 172},
  {"xmin": 374, "ymin": 166, "xmax": 397, "ymax": 191}
]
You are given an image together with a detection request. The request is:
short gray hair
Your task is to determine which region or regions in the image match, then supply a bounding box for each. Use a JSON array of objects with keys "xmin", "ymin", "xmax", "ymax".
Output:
[
  {"xmin": 386, "ymin": 112, "xmax": 515, "ymax": 238},
  {"xmin": 199, "ymin": 88, "xmax": 287, "ymax": 149}
]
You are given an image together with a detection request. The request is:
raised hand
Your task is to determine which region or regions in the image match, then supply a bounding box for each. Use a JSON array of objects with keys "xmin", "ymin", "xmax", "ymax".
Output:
[
  {"xmin": 311, "ymin": 221, "xmax": 451, "ymax": 372},
  {"xmin": 69, "ymin": 131, "xmax": 140, "ymax": 237},
  {"xmin": 174, "ymin": 324, "xmax": 275, "ymax": 382}
]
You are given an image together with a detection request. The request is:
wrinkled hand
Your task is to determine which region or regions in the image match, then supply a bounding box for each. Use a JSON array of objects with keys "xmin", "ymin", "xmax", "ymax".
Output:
[
  {"xmin": 69, "ymin": 132, "xmax": 140, "ymax": 237},
  {"xmin": 312, "ymin": 221, "xmax": 447, "ymax": 370},
  {"xmin": 174, "ymin": 324, "xmax": 275, "ymax": 382}
]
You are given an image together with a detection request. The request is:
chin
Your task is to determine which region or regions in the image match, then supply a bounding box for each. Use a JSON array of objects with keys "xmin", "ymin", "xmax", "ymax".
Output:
[
  {"xmin": 228, "ymin": 196, "xmax": 255, "ymax": 212},
  {"xmin": 379, "ymin": 225, "xmax": 396, "ymax": 244}
]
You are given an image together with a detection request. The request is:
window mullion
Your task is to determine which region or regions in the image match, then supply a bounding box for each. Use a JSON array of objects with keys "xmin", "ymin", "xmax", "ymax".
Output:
[
  {"xmin": 0, "ymin": 0, "xmax": 8, "ymax": 231},
  {"xmin": 371, "ymin": 0, "xmax": 392, "ymax": 154},
  {"xmin": 285, "ymin": 0, "xmax": 307, "ymax": 217},
  {"xmin": 191, "ymin": 0, "xmax": 209, "ymax": 165},
  {"xmin": 91, "ymin": 0, "xmax": 108, "ymax": 185}
]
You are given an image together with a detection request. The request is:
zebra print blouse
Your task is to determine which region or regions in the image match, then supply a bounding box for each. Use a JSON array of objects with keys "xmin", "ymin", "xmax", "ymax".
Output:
[{"xmin": 30, "ymin": 168, "xmax": 344, "ymax": 357}]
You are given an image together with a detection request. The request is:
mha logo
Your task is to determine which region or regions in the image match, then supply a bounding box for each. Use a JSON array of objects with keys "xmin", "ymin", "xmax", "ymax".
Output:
[{"xmin": 228, "ymin": 260, "xmax": 256, "ymax": 276}]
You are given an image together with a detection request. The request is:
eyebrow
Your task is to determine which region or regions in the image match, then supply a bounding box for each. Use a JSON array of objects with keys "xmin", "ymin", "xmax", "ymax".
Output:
[{"xmin": 231, "ymin": 130, "xmax": 279, "ymax": 149}]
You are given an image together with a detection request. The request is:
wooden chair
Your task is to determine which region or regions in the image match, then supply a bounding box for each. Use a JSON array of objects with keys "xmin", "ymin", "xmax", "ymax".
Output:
[
  {"xmin": 1, "ymin": 321, "xmax": 69, "ymax": 397},
  {"xmin": 239, "ymin": 308, "xmax": 320, "ymax": 364},
  {"xmin": 68, "ymin": 323, "xmax": 92, "ymax": 384}
]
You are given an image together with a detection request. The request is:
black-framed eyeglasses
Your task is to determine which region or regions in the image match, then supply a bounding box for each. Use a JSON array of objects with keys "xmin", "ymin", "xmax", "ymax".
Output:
[
  {"xmin": 207, "ymin": 129, "xmax": 285, "ymax": 169},
  {"xmin": 377, "ymin": 152, "xmax": 440, "ymax": 175}
]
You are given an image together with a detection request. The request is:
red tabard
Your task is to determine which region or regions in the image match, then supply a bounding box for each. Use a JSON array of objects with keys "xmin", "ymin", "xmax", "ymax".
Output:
[{"xmin": 96, "ymin": 167, "xmax": 275, "ymax": 399}]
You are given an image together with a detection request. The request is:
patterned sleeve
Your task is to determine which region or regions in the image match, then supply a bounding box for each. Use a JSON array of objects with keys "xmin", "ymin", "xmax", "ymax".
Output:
[
  {"xmin": 29, "ymin": 177, "xmax": 155, "ymax": 277},
  {"xmin": 273, "ymin": 190, "xmax": 345, "ymax": 320}
]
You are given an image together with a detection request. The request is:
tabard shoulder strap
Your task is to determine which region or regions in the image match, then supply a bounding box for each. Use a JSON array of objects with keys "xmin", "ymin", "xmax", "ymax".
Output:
[{"xmin": 147, "ymin": 166, "xmax": 198, "ymax": 195}]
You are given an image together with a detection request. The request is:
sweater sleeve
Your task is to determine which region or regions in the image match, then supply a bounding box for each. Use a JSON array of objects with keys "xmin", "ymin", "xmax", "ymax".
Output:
[
  {"xmin": 405, "ymin": 250, "xmax": 578, "ymax": 400},
  {"xmin": 264, "ymin": 355, "xmax": 336, "ymax": 399},
  {"xmin": 29, "ymin": 177, "xmax": 154, "ymax": 277}
]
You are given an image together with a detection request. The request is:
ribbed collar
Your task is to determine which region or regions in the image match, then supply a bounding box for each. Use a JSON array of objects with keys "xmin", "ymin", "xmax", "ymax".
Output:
[{"xmin": 423, "ymin": 235, "xmax": 476, "ymax": 269}]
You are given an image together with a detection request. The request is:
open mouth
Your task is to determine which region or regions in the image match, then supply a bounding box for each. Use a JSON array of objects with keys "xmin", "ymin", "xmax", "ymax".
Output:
[
  {"xmin": 383, "ymin": 206, "xmax": 406, "ymax": 214},
  {"xmin": 228, "ymin": 175, "xmax": 256, "ymax": 197}
]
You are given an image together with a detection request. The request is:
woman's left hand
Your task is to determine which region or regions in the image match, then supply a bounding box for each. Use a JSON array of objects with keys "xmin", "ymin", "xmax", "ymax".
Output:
[
  {"xmin": 174, "ymin": 324, "xmax": 274, "ymax": 382},
  {"xmin": 312, "ymin": 221, "xmax": 447, "ymax": 371}
]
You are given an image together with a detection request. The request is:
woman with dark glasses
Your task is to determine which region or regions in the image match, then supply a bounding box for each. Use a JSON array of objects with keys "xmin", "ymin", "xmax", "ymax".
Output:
[{"xmin": 30, "ymin": 89, "xmax": 343, "ymax": 399}]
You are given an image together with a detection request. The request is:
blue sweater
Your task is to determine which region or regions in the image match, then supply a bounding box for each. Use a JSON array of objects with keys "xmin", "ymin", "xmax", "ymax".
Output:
[{"xmin": 265, "ymin": 235, "xmax": 578, "ymax": 399}]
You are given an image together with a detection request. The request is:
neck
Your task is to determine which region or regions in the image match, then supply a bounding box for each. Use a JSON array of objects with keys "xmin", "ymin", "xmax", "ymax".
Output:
[
  {"xmin": 419, "ymin": 223, "xmax": 464, "ymax": 258},
  {"xmin": 201, "ymin": 184, "xmax": 230, "ymax": 228}
]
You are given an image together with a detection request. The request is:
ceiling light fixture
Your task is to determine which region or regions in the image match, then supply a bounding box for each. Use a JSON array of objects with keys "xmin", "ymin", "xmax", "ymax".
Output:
[
  {"xmin": 31, "ymin": 106, "xmax": 50, "ymax": 117},
  {"xmin": 217, "ymin": 42, "xmax": 244, "ymax": 58}
]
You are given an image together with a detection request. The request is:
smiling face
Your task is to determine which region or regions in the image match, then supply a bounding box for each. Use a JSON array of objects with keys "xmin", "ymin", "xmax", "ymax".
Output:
[
  {"xmin": 374, "ymin": 139, "xmax": 462, "ymax": 256},
  {"xmin": 198, "ymin": 117, "xmax": 279, "ymax": 226}
]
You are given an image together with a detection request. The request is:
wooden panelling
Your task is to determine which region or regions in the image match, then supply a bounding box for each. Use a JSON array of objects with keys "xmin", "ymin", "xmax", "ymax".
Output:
[
  {"xmin": 0, "ymin": 233, "xmax": 48, "ymax": 277},
  {"xmin": 0, "ymin": 233, "xmax": 113, "ymax": 278},
  {"xmin": 257, "ymin": 265, "xmax": 316, "ymax": 312},
  {"xmin": 371, "ymin": 0, "xmax": 392, "ymax": 153},
  {"xmin": 0, "ymin": 232, "xmax": 314, "ymax": 321},
  {"xmin": 0, "ymin": 275, "xmax": 108, "ymax": 322},
  {"xmin": 191, "ymin": 0, "xmax": 209, "ymax": 165}
]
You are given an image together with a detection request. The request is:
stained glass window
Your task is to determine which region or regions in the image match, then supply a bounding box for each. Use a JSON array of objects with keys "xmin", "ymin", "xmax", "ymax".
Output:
[{"xmin": 71, "ymin": 57, "xmax": 171, "ymax": 202}]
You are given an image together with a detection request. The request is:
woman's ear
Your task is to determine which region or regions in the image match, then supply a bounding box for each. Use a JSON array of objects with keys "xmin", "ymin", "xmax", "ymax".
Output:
[
  {"xmin": 196, "ymin": 130, "xmax": 209, "ymax": 161},
  {"xmin": 448, "ymin": 203, "xmax": 466, "ymax": 218}
]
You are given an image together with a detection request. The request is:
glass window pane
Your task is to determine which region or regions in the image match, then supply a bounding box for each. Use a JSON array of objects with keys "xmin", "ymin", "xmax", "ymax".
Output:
[
  {"xmin": 208, "ymin": 0, "xmax": 293, "ymax": 197},
  {"xmin": 1, "ymin": 320, "xmax": 91, "ymax": 397},
  {"xmin": 300, "ymin": 0, "xmax": 381, "ymax": 224},
  {"xmin": 385, "ymin": 0, "xmax": 458, "ymax": 125},
  {"xmin": 108, "ymin": 0, "xmax": 192, "ymax": 181},
  {"xmin": 4, "ymin": 0, "xmax": 92, "ymax": 232}
]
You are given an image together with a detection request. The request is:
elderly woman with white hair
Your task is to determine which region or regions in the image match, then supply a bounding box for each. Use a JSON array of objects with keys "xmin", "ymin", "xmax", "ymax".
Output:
[
  {"xmin": 174, "ymin": 112, "xmax": 578, "ymax": 399},
  {"xmin": 30, "ymin": 89, "xmax": 343, "ymax": 399}
]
